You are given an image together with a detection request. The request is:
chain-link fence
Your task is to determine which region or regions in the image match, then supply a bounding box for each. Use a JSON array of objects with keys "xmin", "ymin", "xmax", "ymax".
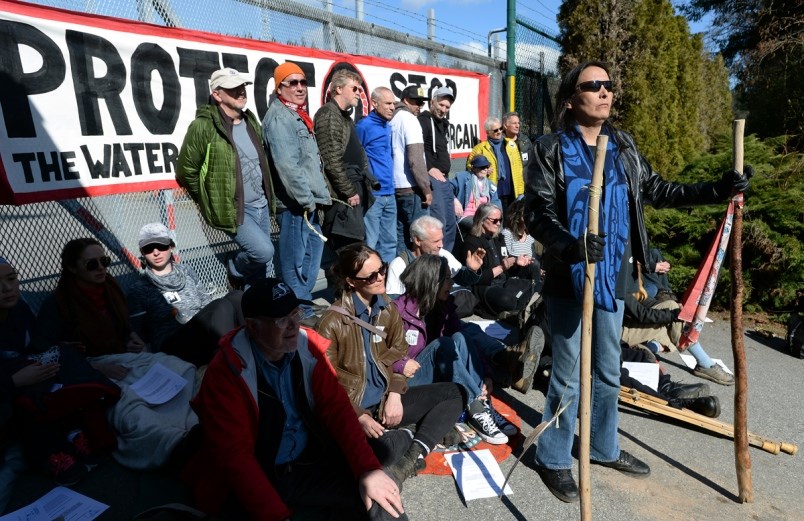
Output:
[
  {"xmin": 2, "ymin": 0, "xmax": 503, "ymax": 310},
  {"xmin": 514, "ymin": 15, "xmax": 561, "ymax": 140}
]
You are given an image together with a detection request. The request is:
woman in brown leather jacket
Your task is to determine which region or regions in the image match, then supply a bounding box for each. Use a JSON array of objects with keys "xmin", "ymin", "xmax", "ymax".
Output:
[{"xmin": 317, "ymin": 244, "xmax": 464, "ymax": 486}]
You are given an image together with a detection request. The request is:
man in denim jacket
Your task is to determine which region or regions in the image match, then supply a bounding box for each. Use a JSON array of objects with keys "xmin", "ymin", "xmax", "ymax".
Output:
[{"xmin": 263, "ymin": 63, "xmax": 332, "ymax": 313}]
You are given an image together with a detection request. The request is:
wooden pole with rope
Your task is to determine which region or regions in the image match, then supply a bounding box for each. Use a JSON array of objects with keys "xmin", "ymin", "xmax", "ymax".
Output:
[
  {"xmin": 578, "ymin": 134, "xmax": 608, "ymax": 520},
  {"xmin": 730, "ymin": 119, "xmax": 753, "ymax": 502}
]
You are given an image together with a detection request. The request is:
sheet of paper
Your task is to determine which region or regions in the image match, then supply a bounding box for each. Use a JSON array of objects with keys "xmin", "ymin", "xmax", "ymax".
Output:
[
  {"xmin": 0, "ymin": 486, "xmax": 108, "ymax": 521},
  {"xmin": 445, "ymin": 448, "xmax": 513, "ymax": 501},
  {"xmin": 128, "ymin": 361, "xmax": 188, "ymax": 405},
  {"xmin": 622, "ymin": 361, "xmax": 660, "ymax": 391},
  {"xmin": 678, "ymin": 353, "xmax": 733, "ymax": 374},
  {"xmin": 471, "ymin": 320, "xmax": 511, "ymax": 340}
]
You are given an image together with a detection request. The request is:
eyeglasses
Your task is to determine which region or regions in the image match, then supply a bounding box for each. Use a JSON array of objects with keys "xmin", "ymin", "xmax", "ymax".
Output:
[
  {"xmin": 485, "ymin": 217, "xmax": 502, "ymax": 225},
  {"xmin": 141, "ymin": 243, "xmax": 170, "ymax": 255},
  {"xmin": 411, "ymin": 100, "xmax": 425, "ymax": 107},
  {"xmin": 575, "ymin": 80, "xmax": 613, "ymax": 93},
  {"xmin": 489, "ymin": 127, "xmax": 503, "ymax": 133},
  {"xmin": 281, "ymin": 79, "xmax": 308, "ymax": 88},
  {"xmin": 85, "ymin": 256, "xmax": 111, "ymax": 271},
  {"xmin": 350, "ymin": 85, "xmax": 362, "ymax": 93},
  {"xmin": 271, "ymin": 308, "xmax": 304, "ymax": 328},
  {"xmin": 352, "ymin": 263, "xmax": 388, "ymax": 284}
]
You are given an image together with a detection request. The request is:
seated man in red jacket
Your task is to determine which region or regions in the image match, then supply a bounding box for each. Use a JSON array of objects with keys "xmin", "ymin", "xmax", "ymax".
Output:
[{"xmin": 186, "ymin": 278, "xmax": 406, "ymax": 521}]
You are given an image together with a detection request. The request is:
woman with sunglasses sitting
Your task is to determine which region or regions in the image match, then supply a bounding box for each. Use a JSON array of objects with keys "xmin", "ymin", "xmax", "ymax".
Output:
[
  {"xmin": 316, "ymin": 244, "xmax": 464, "ymax": 486},
  {"xmin": 451, "ymin": 154, "xmax": 501, "ymax": 236},
  {"xmin": 393, "ymin": 254, "xmax": 516, "ymax": 445},
  {"xmin": 29, "ymin": 238, "xmax": 200, "ymax": 470},
  {"xmin": 466, "ymin": 117, "xmax": 524, "ymax": 210},
  {"xmin": 127, "ymin": 223, "xmax": 243, "ymax": 367},
  {"xmin": 30, "ymin": 238, "xmax": 145, "ymax": 381},
  {"xmin": 453, "ymin": 203, "xmax": 536, "ymax": 320}
]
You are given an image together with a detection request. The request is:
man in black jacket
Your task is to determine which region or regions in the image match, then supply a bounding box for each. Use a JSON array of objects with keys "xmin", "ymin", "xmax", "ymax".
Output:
[{"xmin": 419, "ymin": 86, "xmax": 457, "ymax": 252}]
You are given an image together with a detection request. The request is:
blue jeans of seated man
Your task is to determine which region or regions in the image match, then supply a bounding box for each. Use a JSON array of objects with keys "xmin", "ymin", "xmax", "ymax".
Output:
[
  {"xmin": 277, "ymin": 209, "xmax": 324, "ymax": 303},
  {"xmin": 460, "ymin": 322, "xmax": 506, "ymax": 360},
  {"xmin": 407, "ymin": 335, "xmax": 484, "ymax": 407},
  {"xmin": 395, "ymin": 192, "xmax": 429, "ymax": 258},
  {"xmin": 364, "ymin": 194, "xmax": 397, "ymax": 263},
  {"xmin": 535, "ymin": 296, "xmax": 624, "ymax": 469},
  {"xmin": 428, "ymin": 177, "xmax": 458, "ymax": 252},
  {"xmin": 228, "ymin": 203, "xmax": 275, "ymax": 284}
]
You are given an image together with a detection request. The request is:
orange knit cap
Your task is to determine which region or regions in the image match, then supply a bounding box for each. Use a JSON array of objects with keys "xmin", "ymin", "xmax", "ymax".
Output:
[{"xmin": 274, "ymin": 62, "xmax": 305, "ymax": 88}]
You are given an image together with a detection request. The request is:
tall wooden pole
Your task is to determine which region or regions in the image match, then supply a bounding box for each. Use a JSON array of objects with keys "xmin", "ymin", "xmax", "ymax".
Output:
[
  {"xmin": 579, "ymin": 135, "xmax": 608, "ymax": 520},
  {"xmin": 730, "ymin": 119, "xmax": 753, "ymax": 502}
]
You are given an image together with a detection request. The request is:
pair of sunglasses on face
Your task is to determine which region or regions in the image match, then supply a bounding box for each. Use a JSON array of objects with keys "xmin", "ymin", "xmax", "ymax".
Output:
[
  {"xmin": 84, "ymin": 256, "xmax": 111, "ymax": 271},
  {"xmin": 141, "ymin": 243, "xmax": 170, "ymax": 255},
  {"xmin": 575, "ymin": 80, "xmax": 613, "ymax": 93},
  {"xmin": 352, "ymin": 263, "xmax": 388, "ymax": 285}
]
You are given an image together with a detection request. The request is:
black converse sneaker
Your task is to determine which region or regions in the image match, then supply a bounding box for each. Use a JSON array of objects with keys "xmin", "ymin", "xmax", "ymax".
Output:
[{"xmin": 467, "ymin": 400, "xmax": 508, "ymax": 445}]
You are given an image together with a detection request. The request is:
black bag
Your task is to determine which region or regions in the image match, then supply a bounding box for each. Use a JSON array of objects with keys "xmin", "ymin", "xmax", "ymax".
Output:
[{"xmin": 787, "ymin": 313, "xmax": 804, "ymax": 359}]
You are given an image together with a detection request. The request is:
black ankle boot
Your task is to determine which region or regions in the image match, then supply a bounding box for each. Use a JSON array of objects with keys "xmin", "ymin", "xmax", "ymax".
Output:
[
  {"xmin": 660, "ymin": 380, "xmax": 711, "ymax": 400},
  {"xmin": 668, "ymin": 395, "xmax": 721, "ymax": 418},
  {"xmin": 384, "ymin": 442, "xmax": 426, "ymax": 487}
]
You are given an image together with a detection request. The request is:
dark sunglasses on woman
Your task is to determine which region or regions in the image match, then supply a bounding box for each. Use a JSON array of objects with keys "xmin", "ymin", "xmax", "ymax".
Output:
[
  {"xmin": 85, "ymin": 256, "xmax": 111, "ymax": 271},
  {"xmin": 575, "ymin": 80, "xmax": 613, "ymax": 93},
  {"xmin": 352, "ymin": 263, "xmax": 388, "ymax": 284}
]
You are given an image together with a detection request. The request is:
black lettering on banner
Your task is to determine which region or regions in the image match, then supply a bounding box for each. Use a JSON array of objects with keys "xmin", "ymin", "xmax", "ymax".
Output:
[
  {"xmin": 177, "ymin": 48, "xmax": 220, "ymax": 108},
  {"xmin": 81, "ymin": 144, "xmax": 112, "ymax": 179},
  {"xmin": 254, "ymin": 57, "xmax": 278, "ymax": 119},
  {"xmin": 221, "ymin": 53, "xmax": 249, "ymax": 74},
  {"xmin": 162, "ymin": 142, "xmax": 178, "ymax": 174},
  {"xmin": 448, "ymin": 123, "xmax": 479, "ymax": 150},
  {"xmin": 36, "ymin": 151, "xmax": 62, "ymax": 181},
  {"xmin": 389, "ymin": 73, "xmax": 427, "ymax": 99},
  {"xmin": 131, "ymin": 43, "xmax": 181, "ymax": 134},
  {"xmin": 124, "ymin": 143, "xmax": 145, "ymax": 175},
  {"xmin": 145, "ymin": 143, "xmax": 162, "ymax": 173},
  {"xmin": 111, "ymin": 144, "xmax": 133, "ymax": 177},
  {"xmin": 66, "ymin": 30, "xmax": 132, "ymax": 136},
  {"xmin": 0, "ymin": 21, "xmax": 66, "ymax": 139},
  {"xmin": 12, "ymin": 153, "xmax": 36, "ymax": 183}
]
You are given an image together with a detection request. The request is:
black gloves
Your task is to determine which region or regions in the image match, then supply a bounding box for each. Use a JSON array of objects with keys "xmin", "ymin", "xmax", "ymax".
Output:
[
  {"xmin": 562, "ymin": 232, "xmax": 605, "ymax": 264},
  {"xmin": 716, "ymin": 165, "xmax": 753, "ymax": 197}
]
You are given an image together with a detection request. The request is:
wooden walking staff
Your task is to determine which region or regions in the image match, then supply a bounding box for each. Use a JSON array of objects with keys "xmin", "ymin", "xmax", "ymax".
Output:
[
  {"xmin": 730, "ymin": 119, "xmax": 753, "ymax": 502},
  {"xmin": 578, "ymin": 135, "xmax": 608, "ymax": 520}
]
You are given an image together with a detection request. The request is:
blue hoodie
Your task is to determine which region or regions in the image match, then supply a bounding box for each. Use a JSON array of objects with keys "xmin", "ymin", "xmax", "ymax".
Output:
[{"xmin": 356, "ymin": 110, "xmax": 394, "ymax": 196}]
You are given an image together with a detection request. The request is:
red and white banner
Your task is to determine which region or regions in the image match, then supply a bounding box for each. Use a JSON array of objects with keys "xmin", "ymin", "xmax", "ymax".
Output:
[{"xmin": 0, "ymin": 0, "xmax": 488, "ymax": 205}]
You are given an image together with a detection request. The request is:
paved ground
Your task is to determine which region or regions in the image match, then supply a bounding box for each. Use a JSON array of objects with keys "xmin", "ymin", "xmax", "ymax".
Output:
[{"xmin": 6, "ymin": 312, "xmax": 803, "ymax": 520}]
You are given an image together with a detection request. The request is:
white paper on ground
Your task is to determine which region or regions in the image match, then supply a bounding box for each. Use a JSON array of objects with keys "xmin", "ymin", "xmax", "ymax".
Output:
[
  {"xmin": 622, "ymin": 362, "xmax": 660, "ymax": 391},
  {"xmin": 470, "ymin": 320, "xmax": 511, "ymax": 340},
  {"xmin": 704, "ymin": 317, "xmax": 714, "ymax": 323},
  {"xmin": 128, "ymin": 361, "xmax": 188, "ymax": 405},
  {"xmin": 0, "ymin": 486, "xmax": 108, "ymax": 521},
  {"xmin": 678, "ymin": 353, "xmax": 733, "ymax": 374},
  {"xmin": 445, "ymin": 448, "xmax": 513, "ymax": 501}
]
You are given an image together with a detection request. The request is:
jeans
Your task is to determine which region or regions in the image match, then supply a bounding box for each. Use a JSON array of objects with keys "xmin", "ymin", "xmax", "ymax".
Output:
[
  {"xmin": 228, "ymin": 203, "xmax": 275, "ymax": 284},
  {"xmin": 277, "ymin": 209, "xmax": 324, "ymax": 303},
  {"xmin": 0, "ymin": 443, "xmax": 25, "ymax": 513},
  {"xmin": 427, "ymin": 177, "xmax": 458, "ymax": 252},
  {"xmin": 535, "ymin": 296, "xmax": 624, "ymax": 469},
  {"xmin": 395, "ymin": 192, "xmax": 429, "ymax": 257},
  {"xmin": 407, "ymin": 338, "xmax": 442, "ymax": 388},
  {"xmin": 435, "ymin": 332, "xmax": 485, "ymax": 405},
  {"xmin": 460, "ymin": 322, "xmax": 506, "ymax": 359},
  {"xmin": 364, "ymin": 194, "xmax": 398, "ymax": 263}
]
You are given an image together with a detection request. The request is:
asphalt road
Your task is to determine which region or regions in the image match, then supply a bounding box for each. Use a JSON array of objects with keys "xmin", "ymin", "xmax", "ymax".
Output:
[{"xmin": 6, "ymin": 313, "xmax": 803, "ymax": 520}]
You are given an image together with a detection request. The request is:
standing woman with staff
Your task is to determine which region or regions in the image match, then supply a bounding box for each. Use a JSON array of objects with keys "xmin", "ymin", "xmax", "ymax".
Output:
[{"xmin": 523, "ymin": 60, "xmax": 751, "ymax": 503}]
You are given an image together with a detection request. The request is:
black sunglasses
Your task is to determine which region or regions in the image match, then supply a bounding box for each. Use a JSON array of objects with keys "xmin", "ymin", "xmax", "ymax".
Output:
[
  {"xmin": 141, "ymin": 243, "xmax": 171, "ymax": 255},
  {"xmin": 486, "ymin": 217, "xmax": 502, "ymax": 225},
  {"xmin": 575, "ymin": 80, "xmax": 613, "ymax": 93},
  {"xmin": 352, "ymin": 263, "xmax": 388, "ymax": 284},
  {"xmin": 489, "ymin": 127, "xmax": 503, "ymax": 133},
  {"xmin": 85, "ymin": 256, "xmax": 111, "ymax": 271},
  {"xmin": 281, "ymin": 79, "xmax": 308, "ymax": 88}
]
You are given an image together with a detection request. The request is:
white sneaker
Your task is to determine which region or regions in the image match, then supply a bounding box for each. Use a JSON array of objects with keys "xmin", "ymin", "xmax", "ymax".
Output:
[
  {"xmin": 489, "ymin": 402, "xmax": 518, "ymax": 436},
  {"xmin": 468, "ymin": 403, "xmax": 508, "ymax": 445}
]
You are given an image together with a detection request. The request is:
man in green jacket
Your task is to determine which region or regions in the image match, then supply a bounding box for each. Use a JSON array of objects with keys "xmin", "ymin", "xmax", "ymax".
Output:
[{"xmin": 177, "ymin": 68, "xmax": 274, "ymax": 286}]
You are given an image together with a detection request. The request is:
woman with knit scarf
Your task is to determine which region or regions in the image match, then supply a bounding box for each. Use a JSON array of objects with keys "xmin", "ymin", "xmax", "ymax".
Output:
[
  {"xmin": 128, "ymin": 222, "xmax": 243, "ymax": 367},
  {"xmin": 451, "ymin": 154, "xmax": 501, "ymax": 237}
]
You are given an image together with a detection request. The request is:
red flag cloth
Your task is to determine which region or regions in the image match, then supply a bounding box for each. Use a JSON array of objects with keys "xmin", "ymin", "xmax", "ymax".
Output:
[{"xmin": 678, "ymin": 194, "xmax": 742, "ymax": 348}]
